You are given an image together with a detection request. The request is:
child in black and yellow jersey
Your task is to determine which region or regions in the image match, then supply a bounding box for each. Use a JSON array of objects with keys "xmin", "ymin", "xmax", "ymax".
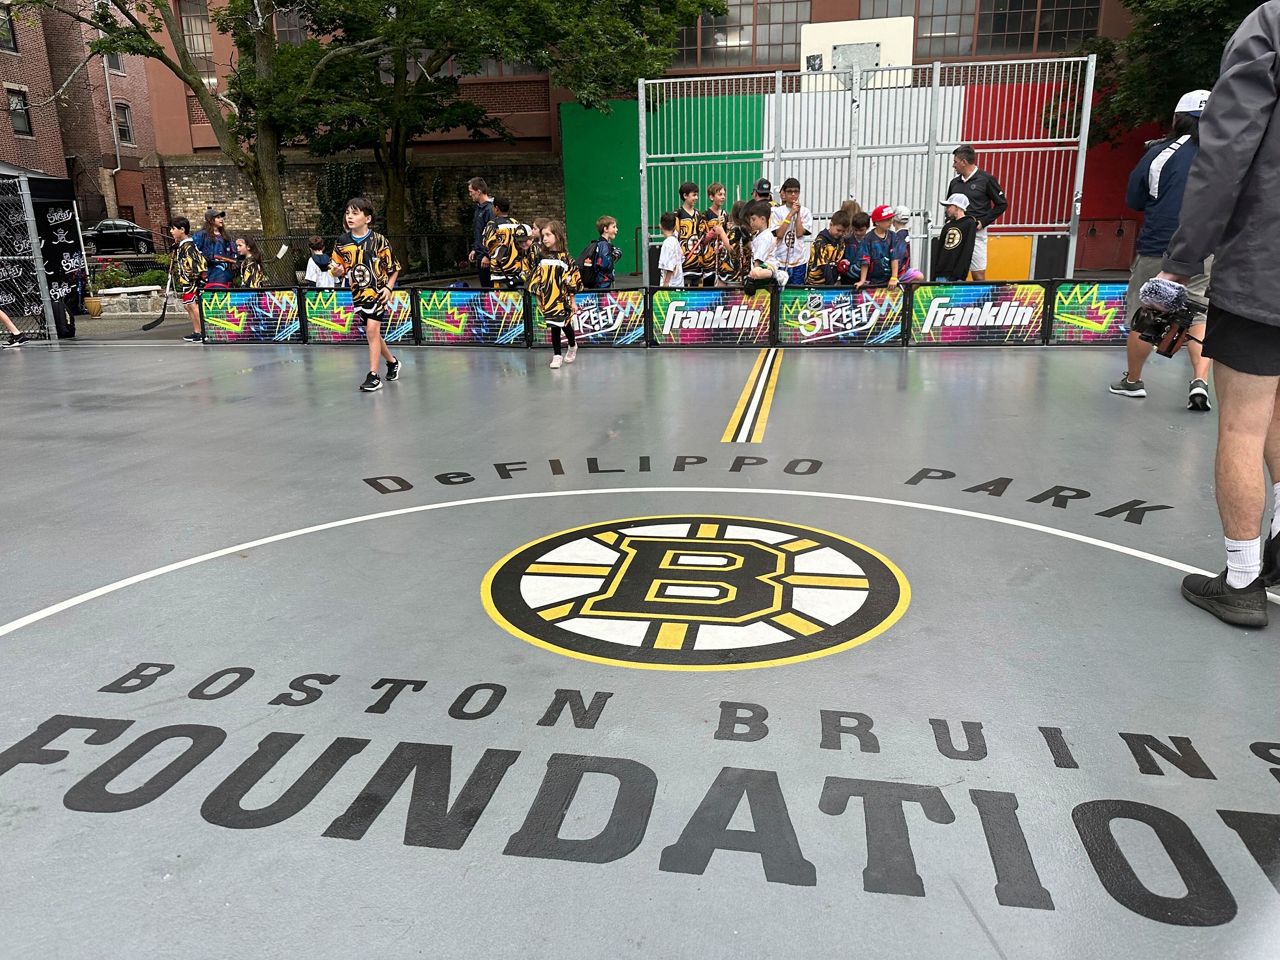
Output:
[
  {"xmin": 484, "ymin": 198, "xmax": 527, "ymax": 290},
  {"xmin": 170, "ymin": 216, "xmax": 208, "ymax": 343},
  {"xmin": 806, "ymin": 209, "xmax": 850, "ymax": 285},
  {"xmin": 527, "ymin": 220, "xmax": 581, "ymax": 369},
  {"xmin": 329, "ymin": 197, "xmax": 402, "ymax": 393}
]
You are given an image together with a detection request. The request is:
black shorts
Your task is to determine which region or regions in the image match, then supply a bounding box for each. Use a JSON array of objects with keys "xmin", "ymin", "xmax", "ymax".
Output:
[
  {"xmin": 1202, "ymin": 304, "xmax": 1280, "ymax": 376},
  {"xmin": 354, "ymin": 302, "xmax": 388, "ymax": 325}
]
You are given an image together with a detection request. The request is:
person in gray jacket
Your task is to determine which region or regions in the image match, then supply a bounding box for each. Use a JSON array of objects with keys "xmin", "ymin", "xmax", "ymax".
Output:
[{"xmin": 1161, "ymin": 0, "xmax": 1280, "ymax": 627}]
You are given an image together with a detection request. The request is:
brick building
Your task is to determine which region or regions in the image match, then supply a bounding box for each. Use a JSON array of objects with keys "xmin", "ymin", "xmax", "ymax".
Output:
[
  {"xmin": 143, "ymin": 0, "xmax": 1150, "ymax": 269},
  {"xmin": 0, "ymin": 5, "xmax": 66, "ymax": 176},
  {"xmin": 42, "ymin": 10, "xmax": 166, "ymax": 238}
]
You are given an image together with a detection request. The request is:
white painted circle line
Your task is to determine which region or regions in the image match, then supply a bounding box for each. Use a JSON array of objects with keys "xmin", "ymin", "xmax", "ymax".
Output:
[{"xmin": 0, "ymin": 486, "xmax": 1240, "ymax": 639}]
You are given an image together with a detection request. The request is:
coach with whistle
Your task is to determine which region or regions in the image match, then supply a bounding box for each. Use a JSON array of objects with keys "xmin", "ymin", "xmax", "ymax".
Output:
[{"xmin": 947, "ymin": 145, "xmax": 1008, "ymax": 281}]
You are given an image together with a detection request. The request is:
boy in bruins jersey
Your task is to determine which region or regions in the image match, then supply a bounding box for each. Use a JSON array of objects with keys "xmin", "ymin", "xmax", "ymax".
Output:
[
  {"xmin": 698, "ymin": 183, "xmax": 728, "ymax": 287},
  {"xmin": 675, "ymin": 182, "xmax": 704, "ymax": 286},
  {"xmin": 169, "ymin": 216, "xmax": 208, "ymax": 343},
  {"xmin": 483, "ymin": 197, "xmax": 523, "ymax": 289},
  {"xmin": 527, "ymin": 220, "xmax": 581, "ymax": 369},
  {"xmin": 329, "ymin": 197, "xmax": 402, "ymax": 393},
  {"xmin": 806, "ymin": 209, "xmax": 851, "ymax": 285}
]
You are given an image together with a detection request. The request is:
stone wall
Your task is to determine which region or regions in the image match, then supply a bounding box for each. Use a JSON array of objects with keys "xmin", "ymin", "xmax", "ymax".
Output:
[{"xmin": 160, "ymin": 152, "xmax": 565, "ymax": 238}]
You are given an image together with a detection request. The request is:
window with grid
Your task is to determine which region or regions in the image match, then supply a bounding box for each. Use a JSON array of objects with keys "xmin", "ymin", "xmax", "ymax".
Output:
[
  {"xmin": 861, "ymin": 0, "xmax": 1100, "ymax": 57},
  {"xmin": 178, "ymin": 0, "xmax": 217, "ymax": 85},
  {"xmin": 105, "ymin": 51, "xmax": 124, "ymax": 72},
  {"xmin": 675, "ymin": 0, "xmax": 810, "ymax": 69},
  {"xmin": 0, "ymin": 5, "xmax": 16, "ymax": 53},
  {"xmin": 1036, "ymin": 0, "xmax": 1100, "ymax": 51},
  {"xmin": 274, "ymin": 9, "xmax": 304, "ymax": 46},
  {"xmin": 115, "ymin": 103, "xmax": 134, "ymax": 144},
  {"xmin": 8, "ymin": 87, "xmax": 31, "ymax": 136}
]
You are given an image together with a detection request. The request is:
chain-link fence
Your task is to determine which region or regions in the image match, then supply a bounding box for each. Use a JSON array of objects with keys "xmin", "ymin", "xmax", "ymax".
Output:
[{"xmin": 0, "ymin": 177, "xmax": 55, "ymax": 338}]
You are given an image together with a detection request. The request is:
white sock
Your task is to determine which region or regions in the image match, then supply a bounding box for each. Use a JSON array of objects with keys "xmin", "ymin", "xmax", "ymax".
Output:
[
  {"xmin": 1271, "ymin": 483, "xmax": 1280, "ymax": 537},
  {"xmin": 1225, "ymin": 537, "xmax": 1261, "ymax": 588}
]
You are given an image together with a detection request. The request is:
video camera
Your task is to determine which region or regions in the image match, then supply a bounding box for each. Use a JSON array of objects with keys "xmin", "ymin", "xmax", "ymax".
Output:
[{"xmin": 1134, "ymin": 277, "xmax": 1206, "ymax": 358}]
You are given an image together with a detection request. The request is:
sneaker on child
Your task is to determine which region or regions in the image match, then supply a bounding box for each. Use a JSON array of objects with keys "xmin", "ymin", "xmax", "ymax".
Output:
[
  {"xmin": 386, "ymin": 357, "xmax": 400, "ymax": 382},
  {"xmin": 361, "ymin": 372, "xmax": 382, "ymax": 392},
  {"xmin": 549, "ymin": 355, "xmax": 563, "ymax": 369},
  {"xmin": 565, "ymin": 344, "xmax": 578, "ymax": 364}
]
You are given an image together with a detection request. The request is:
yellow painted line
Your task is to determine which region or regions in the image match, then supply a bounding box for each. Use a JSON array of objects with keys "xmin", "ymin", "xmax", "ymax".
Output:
[
  {"xmin": 721, "ymin": 349, "xmax": 770, "ymax": 442},
  {"xmin": 526, "ymin": 563, "xmax": 613, "ymax": 577},
  {"xmin": 537, "ymin": 602, "xmax": 575, "ymax": 621},
  {"xmin": 780, "ymin": 538, "xmax": 820, "ymax": 553},
  {"xmin": 771, "ymin": 611, "xmax": 824, "ymax": 636},
  {"xmin": 782, "ymin": 574, "xmax": 870, "ymax": 589},
  {"xmin": 749, "ymin": 349, "xmax": 784, "ymax": 443},
  {"xmin": 594, "ymin": 531, "xmax": 621, "ymax": 546},
  {"xmin": 695, "ymin": 523, "xmax": 721, "ymax": 538},
  {"xmin": 653, "ymin": 622, "xmax": 689, "ymax": 649}
]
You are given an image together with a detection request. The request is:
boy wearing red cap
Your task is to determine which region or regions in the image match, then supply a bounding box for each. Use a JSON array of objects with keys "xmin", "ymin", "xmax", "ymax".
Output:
[{"xmin": 855, "ymin": 205, "xmax": 906, "ymax": 289}]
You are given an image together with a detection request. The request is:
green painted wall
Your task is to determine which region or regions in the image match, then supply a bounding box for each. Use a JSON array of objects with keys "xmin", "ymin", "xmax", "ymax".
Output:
[
  {"xmin": 642, "ymin": 94, "xmax": 766, "ymax": 223},
  {"xmin": 560, "ymin": 100, "xmax": 642, "ymax": 277},
  {"xmin": 560, "ymin": 93, "xmax": 769, "ymax": 273}
]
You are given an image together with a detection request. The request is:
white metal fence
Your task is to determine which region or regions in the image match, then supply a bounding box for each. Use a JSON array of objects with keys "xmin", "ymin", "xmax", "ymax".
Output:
[{"xmin": 639, "ymin": 56, "xmax": 1095, "ymax": 277}]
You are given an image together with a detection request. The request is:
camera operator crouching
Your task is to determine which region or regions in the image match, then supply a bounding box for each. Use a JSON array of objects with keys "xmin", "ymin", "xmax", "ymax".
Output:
[{"xmin": 1159, "ymin": 1, "xmax": 1280, "ymax": 628}]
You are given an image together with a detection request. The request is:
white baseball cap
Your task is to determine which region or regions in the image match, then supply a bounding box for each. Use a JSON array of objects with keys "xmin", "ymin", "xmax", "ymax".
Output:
[
  {"xmin": 892, "ymin": 204, "xmax": 912, "ymax": 223},
  {"xmin": 941, "ymin": 193, "xmax": 970, "ymax": 210},
  {"xmin": 1175, "ymin": 89, "xmax": 1210, "ymax": 117}
]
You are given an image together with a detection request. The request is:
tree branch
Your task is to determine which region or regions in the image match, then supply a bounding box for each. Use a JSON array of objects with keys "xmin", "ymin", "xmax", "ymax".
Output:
[
  {"xmin": 301, "ymin": 36, "xmax": 391, "ymax": 97},
  {"xmin": 28, "ymin": 50, "xmax": 95, "ymax": 107}
]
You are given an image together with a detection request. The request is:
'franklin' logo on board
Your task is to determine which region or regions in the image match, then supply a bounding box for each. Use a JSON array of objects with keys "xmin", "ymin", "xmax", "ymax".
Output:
[{"xmin": 482, "ymin": 515, "xmax": 909, "ymax": 670}]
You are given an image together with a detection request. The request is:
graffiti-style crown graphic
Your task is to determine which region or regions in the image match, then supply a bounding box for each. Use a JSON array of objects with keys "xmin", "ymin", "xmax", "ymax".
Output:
[{"xmin": 1055, "ymin": 284, "xmax": 1120, "ymax": 332}]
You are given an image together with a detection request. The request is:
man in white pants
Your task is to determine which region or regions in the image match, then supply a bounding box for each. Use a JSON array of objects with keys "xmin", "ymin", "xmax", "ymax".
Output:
[{"xmin": 947, "ymin": 145, "xmax": 1008, "ymax": 281}]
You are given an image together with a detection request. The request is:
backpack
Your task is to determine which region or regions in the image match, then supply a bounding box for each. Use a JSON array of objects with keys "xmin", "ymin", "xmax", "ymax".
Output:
[{"xmin": 577, "ymin": 239, "xmax": 605, "ymax": 288}]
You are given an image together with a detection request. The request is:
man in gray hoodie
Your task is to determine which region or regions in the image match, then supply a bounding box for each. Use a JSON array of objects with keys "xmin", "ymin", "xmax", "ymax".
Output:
[{"xmin": 1162, "ymin": 1, "xmax": 1280, "ymax": 627}]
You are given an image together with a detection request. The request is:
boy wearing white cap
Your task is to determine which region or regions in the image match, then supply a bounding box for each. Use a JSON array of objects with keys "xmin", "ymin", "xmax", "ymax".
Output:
[
  {"xmin": 932, "ymin": 194, "xmax": 977, "ymax": 282},
  {"xmin": 1110, "ymin": 89, "xmax": 1213, "ymax": 412}
]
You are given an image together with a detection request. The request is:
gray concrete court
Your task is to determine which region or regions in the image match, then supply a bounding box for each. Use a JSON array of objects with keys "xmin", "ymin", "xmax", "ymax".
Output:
[{"xmin": 0, "ymin": 341, "xmax": 1277, "ymax": 959}]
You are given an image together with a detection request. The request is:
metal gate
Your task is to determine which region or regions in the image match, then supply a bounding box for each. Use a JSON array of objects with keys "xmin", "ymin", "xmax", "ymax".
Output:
[
  {"xmin": 639, "ymin": 56, "xmax": 1095, "ymax": 278},
  {"xmin": 0, "ymin": 175, "xmax": 60, "ymax": 338}
]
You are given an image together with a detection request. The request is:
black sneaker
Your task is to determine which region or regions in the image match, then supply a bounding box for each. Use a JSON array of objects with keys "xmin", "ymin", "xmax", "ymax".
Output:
[
  {"xmin": 361, "ymin": 372, "xmax": 382, "ymax": 393},
  {"xmin": 1181, "ymin": 570, "xmax": 1268, "ymax": 627},
  {"xmin": 1260, "ymin": 531, "xmax": 1280, "ymax": 586},
  {"xmin": 1188, "ymin": 378, "xmax": 1211, "ymax": 411},
  {"xmin": 7, "ymin": 332, "xmax": 29, "ymax": 347},
  {"xmin": 182, "ymin": 332, "xmax": 204, "ymax": 343},
  {"xmin": 386, "ymin": 357, "xmax": 400, "ymax": 382},
  {"xmin": 1109, "ymin": 373, "xmax": 1146, "ymax": 398}
]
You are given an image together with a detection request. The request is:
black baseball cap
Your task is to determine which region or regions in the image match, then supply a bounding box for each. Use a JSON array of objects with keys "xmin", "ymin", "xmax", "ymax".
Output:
[
  {"xmin": 205, "ymin": 207, "xmax": 226, "ymax": 218},
  {"xmin": 753, "ymin": 178, "xmax": 772, "ymax": 196}
]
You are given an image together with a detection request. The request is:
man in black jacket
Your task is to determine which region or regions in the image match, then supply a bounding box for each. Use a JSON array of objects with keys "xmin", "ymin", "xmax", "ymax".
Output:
[
  {"xmin": 1160, "ymin": 1, "xmax": 1280, "ymax": 627},
  {"xmin": 931, "ymin": 194, "xmax": 977, "ymax": 282},
  {"xmin": 947, "ymin": 145, "xmax": 1008, "ymax": 281},
  {"xmin": 467, "ymin": 177, "xmax": 495, "ymax": 288}
]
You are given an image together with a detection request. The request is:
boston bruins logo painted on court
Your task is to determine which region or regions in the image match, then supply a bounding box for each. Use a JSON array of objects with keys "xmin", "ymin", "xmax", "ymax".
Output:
[{"xmin": 482, "ymin": 515, "xmax": 910, "ymax": 670}]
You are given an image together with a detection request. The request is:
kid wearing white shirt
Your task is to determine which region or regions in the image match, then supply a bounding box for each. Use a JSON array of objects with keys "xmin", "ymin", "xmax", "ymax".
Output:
[{"xmin": 658, "ymin": 211, "xmax": 685, "ymax": 286}]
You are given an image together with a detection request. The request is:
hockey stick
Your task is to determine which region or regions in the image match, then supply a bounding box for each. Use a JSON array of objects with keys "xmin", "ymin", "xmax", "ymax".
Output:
[{"xmin": 140, "ymin": 274, "xmax": 172, "ymax": 331}]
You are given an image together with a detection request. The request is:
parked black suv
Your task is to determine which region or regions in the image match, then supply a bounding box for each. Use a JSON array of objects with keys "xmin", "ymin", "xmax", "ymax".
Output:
[{"xmin": 82, "ymin": 219, "xmax": 157, "ymax": 255}]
